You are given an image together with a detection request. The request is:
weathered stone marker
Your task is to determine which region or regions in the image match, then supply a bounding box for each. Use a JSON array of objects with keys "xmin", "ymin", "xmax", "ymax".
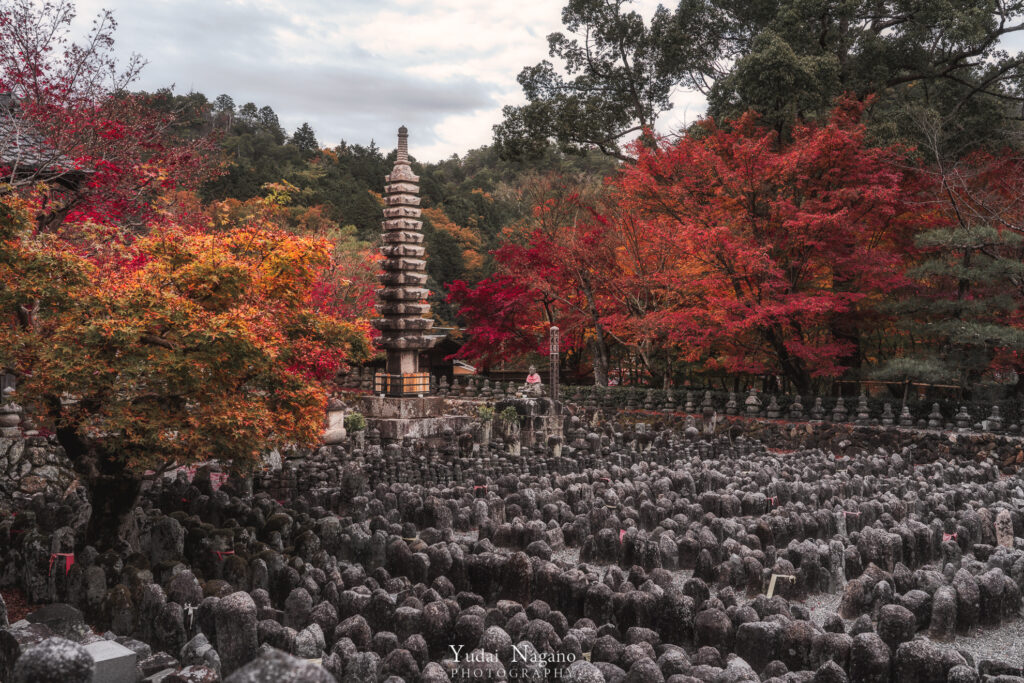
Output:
[
  {"xmin": 83, "ymin": 639, "xmax": 137, "ymax": 683},
  {"xmin": 549, "ymin": 326, "xmax": 560, "ymax": 402},
  {"xmin": 995, "ymin": 508, "xmax": 1014, "ymax": 548}
]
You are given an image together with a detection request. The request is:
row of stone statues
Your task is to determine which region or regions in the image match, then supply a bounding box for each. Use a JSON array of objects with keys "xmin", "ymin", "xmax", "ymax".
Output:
[{"xmin": 336, "ymin": 367, "xmax": 545, "ymax": 398}]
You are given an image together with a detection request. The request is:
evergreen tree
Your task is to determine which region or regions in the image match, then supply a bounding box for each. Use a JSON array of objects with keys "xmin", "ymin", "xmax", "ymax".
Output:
[
  {"xmin": 880, "ymin": 224, "xmax": 1024, "ymax": 391},
  {"xmin": 291, "ymin": 122, "xmax": 319, "ymax": 154},
  {"xmin": 258, "ymin": 105, "xmax": 285, "ymax": 143},
  {"xmin": 236, "ymin": 102, "xmax": 257, "ymax": 123},
  {"xmin": 213, "ymin": 93, "xmax": 235, "ymax": 114},
  {"xmin": 497, "ymin": 0, "xmax": 1024, "ymax": 160}
]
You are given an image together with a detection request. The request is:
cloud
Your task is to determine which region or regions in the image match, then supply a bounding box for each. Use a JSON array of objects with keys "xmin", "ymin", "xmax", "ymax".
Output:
[{"xmin": 70, "ymin": 0, "xmax": 708, "ymax": 160}]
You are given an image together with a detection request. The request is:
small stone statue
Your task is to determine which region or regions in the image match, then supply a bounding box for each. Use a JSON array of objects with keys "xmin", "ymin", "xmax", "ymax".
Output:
[
  {"xmin": 984, "ymin": 405, "xmax": 1003, "ymax": 432},
  {"xmin": 0, "ymin": 385, "xmax": 21, "ymax": 438},
  {"xmin": 899, "ymin": 405, "xmax": 914, "ymax": 427},
  {"xmin": 810, "ymin": 397, "xmax": 825, "ymax": 421},
  {"xmin": 789, "ymin": 395, "xmax": 804, "ymax": 420},
  {"xmin": 954, "ymin": 405, "xmax": 971, "ymax": 430},
  {"xmin": 745, "ymin": 388, "xmax": 762, "ymax": 417},
  {"xmin": 855, "ymin": 394, "xmax": 870, "ymax": 424},
  {"xmin": 831, "ymin": 397, "xmax": 848, "ymax": 423},
  {"xmin": 523, "ymin": 365, "xmax": 543, "ymax": 397},
  {"xmin": 725, "ymin": 392, "xmax": 738, "ymax": 416},
  {"xmin": 701, "ymin": 391, "xmax": 715, "ymax": 418},
  {"xmin": 643, "ymin": 389, "xmax": 657, "ymax": 410}
]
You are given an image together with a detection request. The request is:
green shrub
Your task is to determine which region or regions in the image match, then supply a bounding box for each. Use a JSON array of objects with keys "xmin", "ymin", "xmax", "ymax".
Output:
[
  {"xmin": 344, "ymin": 412, "xmax": 367, "ymax": 432},
  {"xmin": 477, "ymin": 405, "xmax": 495, "ymax": 421},
  {"xmin": 498, "ymin": 407, "xmax": 519, "ymax": 425}
]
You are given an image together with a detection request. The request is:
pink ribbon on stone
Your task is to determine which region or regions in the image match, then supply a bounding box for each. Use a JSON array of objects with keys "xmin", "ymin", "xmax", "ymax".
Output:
[
  {"xmin": 619, "ymin": 529, "xmax": 626, "ymax": 543},
  {"xmin": 943, "ymin": 533, "xmax": 957, "ymax": 542}
]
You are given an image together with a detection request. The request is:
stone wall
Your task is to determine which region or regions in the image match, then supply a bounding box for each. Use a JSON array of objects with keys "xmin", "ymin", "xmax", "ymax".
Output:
[{"xmin": 0, "ymin": 435, "xmax": 79, "ymax": 501}]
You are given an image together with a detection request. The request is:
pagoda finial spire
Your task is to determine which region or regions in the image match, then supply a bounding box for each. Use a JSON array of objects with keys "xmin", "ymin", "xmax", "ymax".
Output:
[{"xmin": 397, "ymin": 125, "xmax": 409, "ymax": 163}]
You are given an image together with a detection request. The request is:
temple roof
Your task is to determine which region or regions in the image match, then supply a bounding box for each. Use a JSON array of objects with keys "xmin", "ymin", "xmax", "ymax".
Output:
[{"xmin": 0, "ymin": 95, "xmax": 89, "ymax": 189}]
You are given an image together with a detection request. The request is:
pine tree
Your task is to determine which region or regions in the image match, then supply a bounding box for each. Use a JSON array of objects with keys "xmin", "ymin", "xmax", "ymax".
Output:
[
  {"xmin": 290, "ymin": 122, "xmax": 319, "ymax": 155},
  {"xmin": 880, "ymin": 224, "xmax": 1024, "ymax": 390}
]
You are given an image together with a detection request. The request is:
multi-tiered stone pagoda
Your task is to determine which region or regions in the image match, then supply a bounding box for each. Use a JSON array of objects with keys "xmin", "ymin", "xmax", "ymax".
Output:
[{"xmin": 373, "ymin": 126, "xmax": 438, "ymax": 396}]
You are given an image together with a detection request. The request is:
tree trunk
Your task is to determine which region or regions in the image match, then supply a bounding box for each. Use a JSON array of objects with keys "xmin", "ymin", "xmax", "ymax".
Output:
[
  {"xmin": 84, "ymin": 469, "xmax": 142, "ymax": 552},
  {"xmin": 579, "ymin": 275, "xmax": 610, "ymax": 386},
  {"xmin": 591, "ymin": 337, "xmax": 610, "ymax": 387},
  {"xmin": 55, "ymin": 424, "xmax": 142, "ymax": 552},
  {"xmin": 765, "ymin": 327, "xmax": 811, "ymax": 395}
]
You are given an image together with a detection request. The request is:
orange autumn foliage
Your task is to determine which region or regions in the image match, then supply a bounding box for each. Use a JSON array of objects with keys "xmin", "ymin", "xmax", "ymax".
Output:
[{"xmin": 1, "ymin": 194, "xmax": 371, "ymax": 474}]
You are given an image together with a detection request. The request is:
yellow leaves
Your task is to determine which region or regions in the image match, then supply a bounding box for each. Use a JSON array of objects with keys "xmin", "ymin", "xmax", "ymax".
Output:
[
  {"xmin": 260, "ymin": 180, "xmax": 300, "ymax": 207},
  {"xmin": 462, "ymin": 249, "xmax": 484, "ymax": 272},
  {"xmin": 423, "ymin": 207, "xmax": 483, "ymax": 250}
]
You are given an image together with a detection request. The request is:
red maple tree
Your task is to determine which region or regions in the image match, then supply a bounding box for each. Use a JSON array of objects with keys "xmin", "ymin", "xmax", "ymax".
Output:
[
  {"xmin": 451, "ymin": 103, "xmax": 931, "ymax": 392},
  {"xmin": 613, "ymin": 101, "xmax": 927, "ymax": 392}
]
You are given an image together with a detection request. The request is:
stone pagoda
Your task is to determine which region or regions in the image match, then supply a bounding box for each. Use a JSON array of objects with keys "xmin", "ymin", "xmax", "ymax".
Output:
[
  {"xmin": 373, "ymin": 126, "xmax": 438, "ymax": 396},
  {"xmin": 357, "ymin": 126, "xmax": 468, "ymax": 442}
]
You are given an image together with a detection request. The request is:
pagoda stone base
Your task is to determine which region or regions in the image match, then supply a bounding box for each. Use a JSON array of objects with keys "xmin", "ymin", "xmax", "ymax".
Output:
[
  {"xmin": 495, "ymin": 397, "xmax": 564, "ymax": 452},
  {"xmin": 357, "ymin": 396, "xmax": 470, "ymax": 443}
]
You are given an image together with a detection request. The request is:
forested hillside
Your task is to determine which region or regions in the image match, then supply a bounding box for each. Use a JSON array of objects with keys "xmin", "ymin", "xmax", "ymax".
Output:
[
  {"xmin": 138, "ymin": 89, "xmax": 617, "ymax": 324},
  {"xmin": 10, "ymin": 0, "xmax": 1024, "ymax": 402}
]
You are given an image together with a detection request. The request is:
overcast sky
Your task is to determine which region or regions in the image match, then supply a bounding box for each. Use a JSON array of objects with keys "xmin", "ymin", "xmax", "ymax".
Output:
[{"xmin": 71, "ymin": 0, "xmax": 707, "ymax": 161}]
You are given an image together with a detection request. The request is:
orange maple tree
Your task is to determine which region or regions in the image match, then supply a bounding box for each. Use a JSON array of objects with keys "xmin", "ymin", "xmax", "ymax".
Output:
[
  {"xmin": 1, "ymin": 194, "xmax": 370, "ymax": 547},
  {"xmin": 0, "ymin": 2, "xmax": 373, "ymax": 548}
]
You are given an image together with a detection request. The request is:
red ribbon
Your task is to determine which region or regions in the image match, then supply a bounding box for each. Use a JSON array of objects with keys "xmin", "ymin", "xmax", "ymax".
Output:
[
  {"xmin": 48, "ymin": 553, "xmax": 74, "ymax": 576},
  {"xmin": 619, "ymin": 529, "xmax": 626, "ymax": 543},
  {"xmin": 473, "ymin": 485, "xmax": 487, "ymax": 491},
  {"xmin": 943, "ymin": 533, "xmax": 957, "ymax": 542},
  {"xmin": 767, "ymin": 496, "xmax": 778, "ymax": 506},
  {"xmin": 214, "ymin": 550, "xmax": 235, "ymax": 561}
]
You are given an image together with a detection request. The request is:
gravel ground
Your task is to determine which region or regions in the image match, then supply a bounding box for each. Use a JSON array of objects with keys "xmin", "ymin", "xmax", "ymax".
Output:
[
  {"xmin": 800, "ymin": 587, "xmax": 1024, "ymax": 669},
  {"xmin": 951, "ymin": 619, "xmax": 1024, "ymax": 668},
  {"xmin": 802, "ymin": 591, "xmax": 843, "ymax": 627},
  {"xmin": 0, "ymin": 588, "xmax": 39, "ymax": 623},
  {"xmin": 447, "ymin": 529, "xmax": 1024, "ymax": 669}
]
